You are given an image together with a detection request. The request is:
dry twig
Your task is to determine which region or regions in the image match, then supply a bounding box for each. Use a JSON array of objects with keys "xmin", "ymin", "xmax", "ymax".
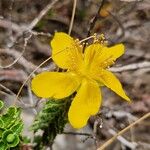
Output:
[
  {"xmin": 110, "ymin": 61, "xmax": 150, "ymax": 72},
  {"xmin": 13, "ymin": 56, "xmax": 52, "ymax": 105},
  {"xmin": 108, "ymin": 129, "xmax": 137, "ymax": 149},
  {"xmin": 97, "ymin": 112, "xmax": 150, "ymax": 150},
  {"xmin": 86, "ymin": 0, "xmax": 105, "ymax": 37},
  {"xmin": 0, "ymin": 0, "xmax": 58, "ymax": 69},
  {"xmin": 0, "ymin": 19, "xmax": 22, "ymax": 33},
  {"xmin": 28, "ymin": 0, "xmax": 59, "ymax": 30},
  {"xmin": 68, "ymin": 0, "xmax": 77, "ymax": 35},
  {"xmin": 0, "ymin": 69, "xmax": 27, "ymax": 82},
  {"xmin": 0, "ymin": 48, "xmax": 42, "ymax": 71}
]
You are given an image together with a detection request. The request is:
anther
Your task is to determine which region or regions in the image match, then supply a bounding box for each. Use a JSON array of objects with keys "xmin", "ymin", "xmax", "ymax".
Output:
[
  {"xmin": 93, "ymin": 33, "xmax": 99, "ymax": 43},
  {"xmin": 96, "ymin": 34, "xmax": 108, "ymax": 46}
]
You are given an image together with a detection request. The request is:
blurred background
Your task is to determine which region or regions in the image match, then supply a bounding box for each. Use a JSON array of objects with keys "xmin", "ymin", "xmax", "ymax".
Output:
[{"xmin": 0, "ymin": 0, "xmax": 150, "ymax": 149}]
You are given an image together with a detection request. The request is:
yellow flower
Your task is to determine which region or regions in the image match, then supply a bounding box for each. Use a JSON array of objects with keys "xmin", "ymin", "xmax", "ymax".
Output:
[{"xmin": 31, "ymin": 32, "xmax": 130, "ymax": 128}]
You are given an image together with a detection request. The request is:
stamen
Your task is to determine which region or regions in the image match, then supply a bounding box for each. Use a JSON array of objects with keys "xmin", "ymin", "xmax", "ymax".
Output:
[
  {"xmin": 67, "ymin": 43, "xmax": 82, "ymax": 71},
  {"xmin": 74, "ymin": 39, "xmax": 80, "ymax": 43},
  {"xmin": 79, "ymin": 35, "xmax": 95, "ymax": 43},
  {"xmin": 93, "ymin": 33, "xmax": 99, "ymax": 43},
  {"xmin": 85, "ymin": 43, "xmax": 89, "ymax": 46},
  {"xmin": 92, "ymin": 33, "xmax": 108, "ymax": 46},
  {"xmin": 74, "ymin": 39, "xmax": 83, "ymax": 50},
  {"xmin": 100, "ymin": 56, "xmax": 114, "ymax": 68}
]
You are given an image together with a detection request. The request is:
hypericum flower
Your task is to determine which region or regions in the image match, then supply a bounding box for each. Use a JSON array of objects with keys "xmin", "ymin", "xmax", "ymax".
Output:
[{"xmin": 32, "ymin": 32, "xmax": 130, "ymax": 128}]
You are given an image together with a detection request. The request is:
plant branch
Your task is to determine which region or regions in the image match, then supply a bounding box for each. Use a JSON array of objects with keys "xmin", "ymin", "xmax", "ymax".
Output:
[
  {"xmin": 68, "ymin": 0, "xmax": 77, "ymax": 35},
  {"xmin": 13, "ymin": 56, "xmax": 52, "ymax": 106},
  {"xmin": 97, "ymin": 112, "xmax": 150, "ymax": 150},
  {"xmin": 87, "ymin": 0, "xmax": 105, "ymax": 37},
  {"xmin": 63, "ymin": 132, "xmax": 92, "ymax": 137},
  {"xmin": 110, "ymin": 61, "xmax": 150, "ymax": 72},
  {"xmin": 108, "ymin": 129, "xmax": 137, "ymax": 149},
  {"xmin": 28, "ymin": 0, "xmax": 59, "ymax": 30}
]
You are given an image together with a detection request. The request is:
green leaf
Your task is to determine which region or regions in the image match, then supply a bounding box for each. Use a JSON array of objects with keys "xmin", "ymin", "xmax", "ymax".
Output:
[
  {"xmin": 10, "ymin": 121, "xmax": 23, "ymax": 134},
  {"xmin": 31, "ymin": 97, "xmax": 71, "ymax": 148},
  {"xmin": 0, "ymin": 102, "xmax": 23, "ymax": 149},
  {"xmin": 0, "ymin": 128, "xmax": 5, "ymax": 137},
  {"xmin": 7, "ymin": 107, "xmax": 21, "ymax": 118},
  {"xmin": 6, "ymin": 134, "xmax": 15, "ymax": 143},
  {"xmin": 1, "ymin": 107, "xmax": 21, "ymax": 129},
  {"xmin": 33, "ymin": 135, "xmax": 42, "ymax": 144},
  {"xmin": 2, "ymin": 130, "xmax": 19, "ymax": 148},
  {"xmin": 0, "ymin": 100, "xmax": 4, "ymax": 110},
  {"xmin": 22, "ymin": 136, "xmax": 31, "ymax": 144},
  {"xmin": 0, "ymin": 118, "xmax": 4, "ymax": 128},
  {"xmin": 0, "ymin": 141, "xmax": 8, "ymax": 150}
]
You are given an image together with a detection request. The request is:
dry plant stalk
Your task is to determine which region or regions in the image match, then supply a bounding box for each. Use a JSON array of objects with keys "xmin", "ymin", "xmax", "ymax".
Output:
[{"xmin": 98, "ymin": 112, "xmax": 150, "ymax": 150}]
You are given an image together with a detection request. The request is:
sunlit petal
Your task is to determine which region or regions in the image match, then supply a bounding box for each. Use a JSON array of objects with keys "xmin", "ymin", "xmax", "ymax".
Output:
[
  {"xmin": 68, "ymin": 79, "xmax": 101, "ymax": 128},
  {"xmin": 98, "ymin": 44, "xmax": 125, "ymax": 68},
  {"xmin": 98, "ymin": 70, "xmax": 130, "ymax": 101},
  {"xmin": 32, "ymin": 72, "xmax": 81, "ymax": 99},
  {"xmin": 51, "ymin": 32, "xmax": 83, "ymax": 69},
  {"xmin": 84, "ymin": 43, "xmax": 103, "ymax": 66},
  {"xmin": 84, "ymin": 43, "xmax": 124, "ymax": 69}
]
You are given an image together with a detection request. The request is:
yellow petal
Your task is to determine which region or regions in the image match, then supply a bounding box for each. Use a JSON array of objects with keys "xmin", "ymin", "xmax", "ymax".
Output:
[
  {"xmin": 31, "ymin": 72, "xmax": 80, "ymax": 99},
  {"xmin": 83, "ymin": 43, "xmax": 103, "ymax": 77},
  {"xmin": 99, "ymin": 70, "xmax": 131, "ymax": 101},
  {"xmin": 84, "ymin": 43, "xmax": 124, "ymax": 70},
  {"xmin": 98, "ymin": 44, "xmax": 125, "ymax": 68},
  {"xmin": 68, "ymin": 79, "xmax": 101, "ymax": 128},
  {"xmin": 84, "ymin": 43, "xmax": 102, "ymax": 67},
  {"xmin": 51, "ymin": 32, "xmax": 83, "ymax": 69}
]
